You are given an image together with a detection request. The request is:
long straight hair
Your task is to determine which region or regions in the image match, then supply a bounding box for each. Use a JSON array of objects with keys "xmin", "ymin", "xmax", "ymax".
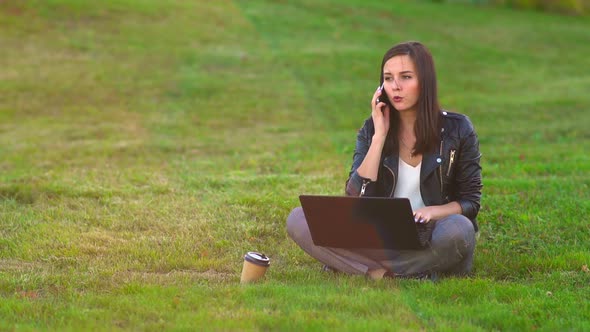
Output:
[{"xmin": 380, "ymin": 41, "xmax": 441, "ymax": 156}]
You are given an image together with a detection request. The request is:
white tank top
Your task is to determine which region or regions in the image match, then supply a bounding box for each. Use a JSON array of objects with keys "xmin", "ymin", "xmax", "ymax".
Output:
[{"xmin": 393, "ymin": 159, "xmax": 426, "ymax": 211}]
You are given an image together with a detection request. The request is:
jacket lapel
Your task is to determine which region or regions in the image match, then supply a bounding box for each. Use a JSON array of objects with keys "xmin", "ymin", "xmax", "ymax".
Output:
[{"xmin": 420, "ymin": 152, "xmax": 442, "ymax": 183}]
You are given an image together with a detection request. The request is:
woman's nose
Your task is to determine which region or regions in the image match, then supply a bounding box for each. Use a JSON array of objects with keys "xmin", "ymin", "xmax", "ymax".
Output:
[{"xmin": 391, "ymin": 79, "xmax": 401, "ymax": 90}]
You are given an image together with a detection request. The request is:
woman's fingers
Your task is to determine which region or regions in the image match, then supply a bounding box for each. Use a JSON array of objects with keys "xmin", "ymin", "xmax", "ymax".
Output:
[{"xmin": 413, "ymin": 212, "xmax": 430, "ymax": 224}]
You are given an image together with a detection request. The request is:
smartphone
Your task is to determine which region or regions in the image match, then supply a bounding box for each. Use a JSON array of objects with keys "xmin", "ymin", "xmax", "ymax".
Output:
[{"xmin": 376, "ymin": 83, "xmax": 391, "ymax": 109}]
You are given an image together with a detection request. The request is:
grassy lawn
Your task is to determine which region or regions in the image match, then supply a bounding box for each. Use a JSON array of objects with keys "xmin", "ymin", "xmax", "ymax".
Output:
[{"xmin": 1, "ymin": 0, "xmax": 589, "ymax": 330}]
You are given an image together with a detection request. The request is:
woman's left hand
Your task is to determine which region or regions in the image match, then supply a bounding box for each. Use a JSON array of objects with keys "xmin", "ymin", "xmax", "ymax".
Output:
[
  {"xmin": 413, "ymin": 206, "xmax": 438, "ymax": 224},
  {"xmin": 413, "ymin": 202, "xmax": 463, "ymax": 223}
]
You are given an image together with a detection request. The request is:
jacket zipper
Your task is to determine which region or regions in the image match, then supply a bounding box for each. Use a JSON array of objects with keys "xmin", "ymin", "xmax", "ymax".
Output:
[
  {"xmin": 439, "ymin": 140, "xmax": 444, "ymax": 192},
  {"xmin": 447, "ymin": 149, "xmax": 456, "ymax": 177},
  {"xmin": 384, "ymin": 164, "xmax": 396, "ymax": 197},
  {"xmin": 360, "ymin": 179, "xmax": 370, "ymax": 196},
  {"xmin": 360, "ymin": 164, "xmax": 396, "ymax": 197}
]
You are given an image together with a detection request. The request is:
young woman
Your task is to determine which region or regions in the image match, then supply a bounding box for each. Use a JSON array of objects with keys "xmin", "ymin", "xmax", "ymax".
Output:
[{"xmin": 286, "ymin": 41, "xmax": 483, "ymax": 280}]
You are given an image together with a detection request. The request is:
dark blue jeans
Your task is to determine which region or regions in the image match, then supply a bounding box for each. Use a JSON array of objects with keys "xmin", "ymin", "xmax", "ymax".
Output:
[{"xmin": 287, "ymin": 207, "xmax": 476, "ymax": 276}]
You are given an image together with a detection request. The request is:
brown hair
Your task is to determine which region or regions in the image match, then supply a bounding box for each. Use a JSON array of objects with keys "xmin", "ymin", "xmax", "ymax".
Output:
[{"xmin": 380, "ymin": 41, "xmax": 441, "ymax": 155}]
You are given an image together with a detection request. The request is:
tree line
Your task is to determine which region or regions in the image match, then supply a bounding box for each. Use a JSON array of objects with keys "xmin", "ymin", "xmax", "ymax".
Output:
[{"xmin": 434, "ymin": 0, "xmax": 588, "ymax": 15}]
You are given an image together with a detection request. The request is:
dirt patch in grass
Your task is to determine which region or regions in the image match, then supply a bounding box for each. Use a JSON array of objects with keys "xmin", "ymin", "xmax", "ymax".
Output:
[
  {"xmin": 0, "ymin": 259, "xmax": 49, "ymax": 272},
  {"xmin": 112, "ymin": 269, "xmax": 235, "ymax": 285}
]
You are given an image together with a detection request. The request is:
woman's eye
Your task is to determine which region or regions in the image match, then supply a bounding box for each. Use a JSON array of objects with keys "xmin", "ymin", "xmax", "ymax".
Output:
[
  {"xmin": 402, "ymin": 75, "xmax": 412, "ymax": 80},
  {"xmin": 384, "ymin": 77, "xmax": 393, "ymax": 81}
]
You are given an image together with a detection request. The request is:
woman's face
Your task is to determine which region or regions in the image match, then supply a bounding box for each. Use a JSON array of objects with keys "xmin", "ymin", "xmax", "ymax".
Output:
[{"xmin": 382, "ymin": 55, "xmax": 420, "ymax": 113}]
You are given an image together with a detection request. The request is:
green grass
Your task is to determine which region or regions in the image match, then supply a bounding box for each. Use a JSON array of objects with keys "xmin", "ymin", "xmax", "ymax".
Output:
[{"xmin": 1, "ymin": 0, "xmax": 589, "ymax": 330}]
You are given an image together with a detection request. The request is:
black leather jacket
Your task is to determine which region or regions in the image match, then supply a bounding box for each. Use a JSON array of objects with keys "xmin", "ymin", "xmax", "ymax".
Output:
[{"xmin": 345, "ymin": 111, "xmax": 483, "ymax": 231}]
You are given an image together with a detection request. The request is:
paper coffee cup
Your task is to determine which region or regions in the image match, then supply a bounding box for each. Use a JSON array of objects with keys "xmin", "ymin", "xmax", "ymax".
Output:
[{"xmin": 240, "ymin": 252, "xmax": 270, "ymax": 284}]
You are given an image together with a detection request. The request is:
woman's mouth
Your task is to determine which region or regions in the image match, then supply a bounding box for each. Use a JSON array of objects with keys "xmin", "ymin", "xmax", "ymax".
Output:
[{"xmin": 393, "ymin": 96, "xmax": 403, "ymax": 103}]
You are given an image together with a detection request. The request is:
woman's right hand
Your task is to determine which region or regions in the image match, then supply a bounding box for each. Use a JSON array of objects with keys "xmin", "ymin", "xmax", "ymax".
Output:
[
  {"xmin": 371, "ymin": 86, "xmax": 390, "ymax": 139},
  {"xmin": 355, "ymin": 86, "xmax": 391, "ymax": 182}
]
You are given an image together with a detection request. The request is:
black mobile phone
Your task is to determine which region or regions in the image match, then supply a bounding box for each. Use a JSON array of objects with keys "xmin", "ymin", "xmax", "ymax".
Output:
[{"xmin": 376, "ymin": 83, "xmax": 391, "ymax": 108}]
